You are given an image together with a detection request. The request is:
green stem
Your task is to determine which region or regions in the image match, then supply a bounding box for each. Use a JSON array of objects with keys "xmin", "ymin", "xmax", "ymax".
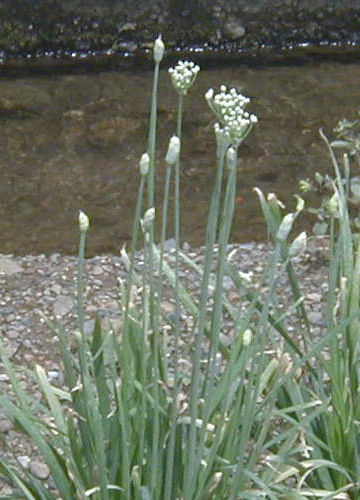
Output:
[
  {"xmin": 148, "ymin": 61, "xmax": 160, "ymax": 209},
  {"xmin": 184, "ymin": 136, "xmax": 229, "ymax": 500},
  {"xmin": 164, "ymin": 94, "xmax": 183, "ymax": 500},
  {"xmin": 77, "ymin": 230, "xmax": 86, "ymax": 337}
]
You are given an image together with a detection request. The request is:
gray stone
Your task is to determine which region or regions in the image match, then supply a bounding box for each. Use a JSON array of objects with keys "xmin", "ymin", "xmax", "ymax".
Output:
[
  {"xmin": 54, "ymin": 295, "xmax": 74, "ymax": 317},
  {"xmin": 29, "ymin": 461, "xmax": 50, "ymax": 480},
  {"xmin": 84, "ymin": 319, "xmax": 95, "ymax": 335},
  {"xmin": 6, "ymin": 330, "xmax": 19, "ymax": 339},
  {"xmin": 0, "ymin": 418, "xmax": 14, "ymax": 432},
  {"xmin": 17, "ymin": 456, "xmax": 31, "ymax": 469},
  {"xmin": 308, "ymin": 311, "xmax": 325, "ymax": 326},
  {"xmin": 0, "ymin": 257, "xmax": 23, "ymax": 276},
  {"xmin": 92, "ymin": 265, "xmax": 104, "ymax": 275}
]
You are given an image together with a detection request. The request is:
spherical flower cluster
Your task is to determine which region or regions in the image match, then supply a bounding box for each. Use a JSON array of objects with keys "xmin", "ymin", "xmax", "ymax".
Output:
[
  {"xmin": 206, "ymin": 85, "xmax": 258, "ymax": 146},
  {"xmin": 168, "ymin": 60, "xmax": 200, "ymax": 95}
]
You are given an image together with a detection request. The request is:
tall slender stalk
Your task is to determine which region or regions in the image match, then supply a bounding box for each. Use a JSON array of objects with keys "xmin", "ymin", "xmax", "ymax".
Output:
[
  {"xmin": 163, "ymin": 94, "xmax": 183, "ymax": 500},
  {"xmin": 184, "ymin": 134, "xmax": 229, "ymax": 500}
]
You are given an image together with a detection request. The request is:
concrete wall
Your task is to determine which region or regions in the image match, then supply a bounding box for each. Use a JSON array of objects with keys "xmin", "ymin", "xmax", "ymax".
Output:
[{"xmin": 0, "ymin": 0, "xmax": 359, "ymax": 60}]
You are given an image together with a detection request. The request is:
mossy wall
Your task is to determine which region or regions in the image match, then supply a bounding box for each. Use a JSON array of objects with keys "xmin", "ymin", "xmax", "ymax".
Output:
[{"xmin": 0, "ymin": 0, "xmax": 359, "ymax": 58}]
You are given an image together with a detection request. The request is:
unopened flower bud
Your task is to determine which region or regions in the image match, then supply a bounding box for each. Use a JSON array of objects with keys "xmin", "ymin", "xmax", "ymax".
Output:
[
  {"xmin": 139, "ymin": 152, "xmax": 150, "ymax": 176},
  {"xmin": 276, "ymin": 213, "xmax": 295, "ymax": 242},
  {"xmin": 295, "ymin": 195, "xmax": 305, "ymax": 213},
  {"xmin": 79, "ymin": 210, "xmax": 89, "ymax": 233},
  {"xmin": 165, "ymin": 135, "xmax": 180, "ymax": 165},
  {"xmin": 153, "ymin": 35, "xmax": 164, "ymax": 64},
  {"xmin": 315, "ymin": 172, "xmax": 324, "ymax": 185},
  {"xmin": 214, "ymin": 123, "xmax": 230, "ymax": 149},
  {"xmin": 289, "ymin": 231, "xmax": 307, "ymax": 257},
  {"xmin": 120, "ymin": 245, "xmax": 131, "ymax": 272},
  {"xmin": 142, "ymin": 207, "xmax": 155, "ymax": 232},
  {"xmin": 226, "ymin": 146, "xmax": 237, "ymax": 170},
  {"xmin": 242, "ymin": 329, "xmax": 252, "ymax": 346},
  {"xmin": 267, "ymin": 193, "xmax": 285, "ymax": 223},
  {"xmin": 326, "ymin": 193, "xmax": 339, "ymax": 216},
  {"xmin": 299, "ymin": 179, "xmax": 312, "ymax": 192},
  {"xmin": 267, "ymin": 193, "xmax": 285, "ymax": 209}
]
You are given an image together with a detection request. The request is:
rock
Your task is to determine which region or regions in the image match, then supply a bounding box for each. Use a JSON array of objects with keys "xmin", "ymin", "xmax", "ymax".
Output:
[
  {"xmin": 162, "ymin": 239, "xmax": 176, "ymax": 252},
  {"xmin": 6, "ymin": 330, "xmax": 19, "ymax": 339},
  {"xmin": 0, "ymin": 256, "xmax": 23, "ymax": 275},
  {"xmin": 51, "ymin": 284, "xmax": 62, "ymax": 294},
  {"xmin": 0, "ymin": 306, "xmax": 14, "ymax": 315},
  {"xmin": 308, "ymin": 311, "xmax": 325, "ymax": 326},
  {"xmin": 92, "ymin": 265, "xmax": 103, "ymax": 275},
  {"xmin": 0, "ymin": 418, "xmax": 14, "ymax": 432},
  {"xmin": 17, "ymin": 456, "xmax": 31, "ymax": 469},
  {"xmin": 84, "ymin": 319, "xmax": 95, "ymax": 335},
  {"xmin": 54, "ymin": 295, "xmax": 74, "ymax": 317},
  {"xmin": 29, "ymin": 461, "xmax": 50, "ymax": 480},
  {"xmin": 307, "ymin": 292, "xmax": 322, "ymax": 303}
]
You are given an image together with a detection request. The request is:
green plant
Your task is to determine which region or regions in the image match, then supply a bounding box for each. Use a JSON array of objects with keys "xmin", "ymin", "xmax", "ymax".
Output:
[
  {"xmin": 0, "ymin": 35, "xmax": 283, "ymax": 500},
  {"xmin": 257, "ymin": 131, "xmax": 360, "ymax": 500},
  {"xmin": 300, "ymin": 112, "xmax": 360, "ymax": 235},
  {"xmin": 1, "ymin": 35, "xmax": 359, "ymax": 500}
]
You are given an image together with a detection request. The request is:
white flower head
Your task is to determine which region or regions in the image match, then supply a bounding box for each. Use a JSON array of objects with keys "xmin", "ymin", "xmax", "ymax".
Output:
[
  {"xmin": 206, "ymin": 85, "xmax": 258, "ymax": 146},
  {"xmin": 168, "ymin": 60, "xmax": 200, "ymax": 95}
]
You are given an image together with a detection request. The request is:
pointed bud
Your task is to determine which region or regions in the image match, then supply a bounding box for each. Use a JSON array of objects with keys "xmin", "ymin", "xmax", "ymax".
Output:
[
  {"xmin": 120, "ymin": 245, "xmax": 131, "ymax": 272},
  {"xmin": 267, "ymin": 193, "xmax": 285, "ymax": 224},
  {"xmin": 327, "ymin": 193, "xmax": 339, "ymax": 216},
  {"xmin": 276, "ymin": 213, "xmax": 295, "ymax": 242},
  {"xmin": 289, "ymin": 231, "xmax": 307, "ymax": 257},
  {"xmin": 79, "ymin": 210, "xmax": 89, "ymax": 233},
  {"xmin": 139, "ymin": 152, "xmax": 150, "ymax": 176},
  {"xmin": 142, "ymin": 207, "xmax": 155, "ymax": 232},
  {"xmin": 242, "ymin": 329, "xmax": 252, "ymax": 347},
  {"xmin": 226, "ymin": 146, "xmax": 237, "ymax": 171},
  {"xmin": 165, "ymin": 135, "xmax": 181, "ymax": 165},
  {"xmin": 153, "ymin": 35, "xmax": 164, "ymax": 64},
  {"xmin": 295, "ymin": 195, "xmax": 305, "ymax": 213}
]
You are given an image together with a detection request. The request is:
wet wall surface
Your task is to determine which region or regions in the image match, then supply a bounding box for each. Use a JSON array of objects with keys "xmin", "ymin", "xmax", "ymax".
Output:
[
  {"xmin": 0, "ymin": 56, "xmax": 359, "ymax": 255},
  {"xmin": 1, "ymin": 0, "xmax": 360, "ymax": 64}
]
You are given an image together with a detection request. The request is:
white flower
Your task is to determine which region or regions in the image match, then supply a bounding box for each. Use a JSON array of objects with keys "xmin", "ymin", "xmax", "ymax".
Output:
[
  {"xmin": 168, "ymin": 60, "xmax": 200, "ymax": 95},
  {"xmin": 206, "ymin": 85, "xmax": 258, "ymax": 146}
]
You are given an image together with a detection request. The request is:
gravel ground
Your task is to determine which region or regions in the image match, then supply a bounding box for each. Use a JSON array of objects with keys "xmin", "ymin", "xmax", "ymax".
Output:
[{"xmin": 0, "ymin": 238, "xmax": 330, "ymax": 493}]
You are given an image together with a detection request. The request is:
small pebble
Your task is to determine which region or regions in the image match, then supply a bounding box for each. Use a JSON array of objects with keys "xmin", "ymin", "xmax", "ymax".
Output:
[
  {"xmin": 17, "ymin": 456, "xmax": 31, "ymax": 469},
  {"xmin": 29, "ymin": 461, "xmax": 50, "ymax": 480}
]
